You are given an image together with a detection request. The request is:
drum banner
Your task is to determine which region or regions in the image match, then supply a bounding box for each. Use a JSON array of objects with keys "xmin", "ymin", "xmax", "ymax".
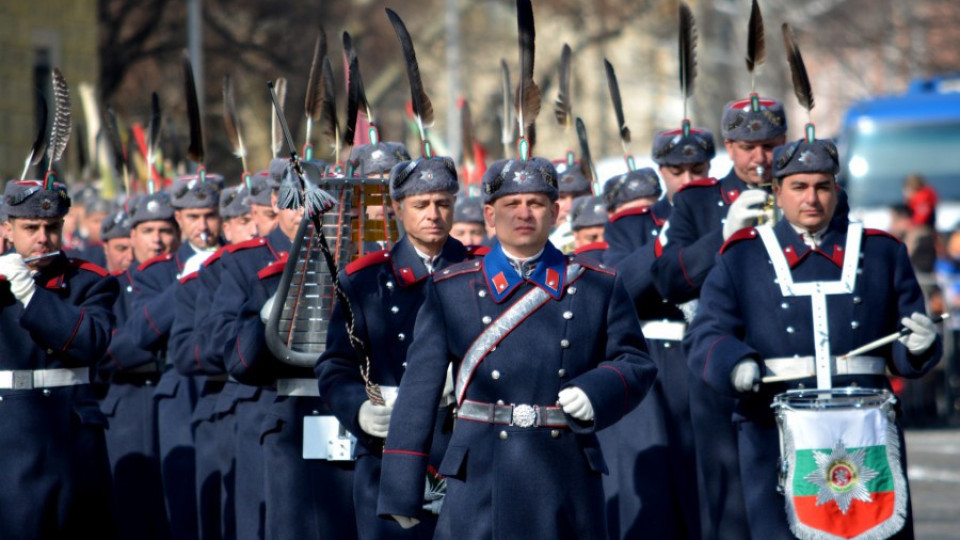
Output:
[{"xmin": 780, "ymin": 406, "xmax": 907, "ymax": 539}]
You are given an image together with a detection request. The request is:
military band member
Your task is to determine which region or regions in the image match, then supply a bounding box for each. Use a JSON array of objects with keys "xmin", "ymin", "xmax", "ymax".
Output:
[
  {"xmin": 377, "ymin": 156, "xmax": 657, "ymax": 539},
  {"xmin": 0, "ymin": 179, "xmax": 118, "ymax": 538},
  {"xmin": 318, "ymin": 153, "xmax": 470, "ymax": 540},
  {"xmin": 451, "ymin": 195, "xmax": 487, "ymax": 247},
  {"xmin": 684, "ymin": 135, "xmax": 940, "ymax": 539},
  {"xmin": 601, "ymin": 167, "xmax": 663, "ymax": 265},
  {"xmin": 100, "ymin": 208, "xmax": 134, "ymax": 274},
  {"xmin": 549, "ymin": 159, "xmax": 593, "ymax": 253},
  {"xmin": 569, "ymin": 194, "xmax": 608, "ymax": 259}
]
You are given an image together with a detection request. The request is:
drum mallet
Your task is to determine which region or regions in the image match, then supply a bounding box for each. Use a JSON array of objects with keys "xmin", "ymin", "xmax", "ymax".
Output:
[{"xmin": 838, "ymin": 313, "xmax": 949, "ymax": 360}]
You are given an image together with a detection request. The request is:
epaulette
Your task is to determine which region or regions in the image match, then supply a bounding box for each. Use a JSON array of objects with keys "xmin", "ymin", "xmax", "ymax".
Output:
[
  {"xmin": 609, "ymin": 206, "xmax": 651, "ymax": 223},
  {"xmin": 258, "ymin": 258, "xmax": 287, "ymax": 280},
  {"xmin": 677, "ymin": 177, "xmax": 719, "ymax": 193},
  {"xmin": 434, "ymin": 259, "xmax": 482, "ymax": 282},
  {"xmin": 719, "ymin": 227, "xmax": 759, "ymax": 254},
  {"xmin": 572, "ymin": 255, "xmax": 615, "ymax": 276},
  {"xmin": 229, "ymin": 236, "xmax": 269, "ymax": 254},
  {"xmin": 138, "ymin": 252, "xmax": 174, "ymax": 272},
  {"xmin": 68, "ymin": 258, "xmax": 109, "ymax": 278},
  {"xmin": 466, "ymin": 245, "xmax": 490, "ymax": 257},
  {"xmin": 346, "ymin": 250, "xmax": 390, "ymax": 275},
  {"xmin": 574, "ymin": 241, "xmax": 609, "ymax": 255},
  {"xmin": 178, "ymin": 270, "xmax": 200, "ymax": 285},
  {"xmin": 865, "ymin": 228, "xmax": 902, "ymax": 243}
]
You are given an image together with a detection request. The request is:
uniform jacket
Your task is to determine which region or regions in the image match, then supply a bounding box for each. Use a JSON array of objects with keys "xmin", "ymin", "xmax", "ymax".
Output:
[{"xmin": 603, "ymin": 197, "xmax": 670, "ymax": 267}]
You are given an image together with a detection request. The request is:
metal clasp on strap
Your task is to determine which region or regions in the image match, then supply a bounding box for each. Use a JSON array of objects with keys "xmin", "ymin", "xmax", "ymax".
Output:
[{"xmin": 511, "ymin": 404, "xmax": 537, "ymax": 428}]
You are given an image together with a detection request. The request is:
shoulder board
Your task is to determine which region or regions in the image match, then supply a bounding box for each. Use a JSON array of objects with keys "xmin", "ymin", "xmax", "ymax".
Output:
[
  {"xmin": 864, "ymin": 228, "xmax": 902, "ymax": 243},
  {"xmin": 178, "ymin": 270, "xmax": 200, "ymax": 285},
  {"xmin": 346, "ymin": 250, "xmax": 391, "ymax": 275},
  {"xmin": 258, "ymin": 258, "xmax": 287, "ymax": 280},
  {"xmin": 719, "ymin": 227, "xmax": 759, "ymax": 254},
  {"xmin": 609, "ymin": 206, "xmax": 650, "ymax": 223},
  {"xmin": 434, "ymin": 259, "xmax": 483, "ymax": 282},
  {"xmin": 465, "ymin": 245, "xmax": 490, "ymax": 257},
  {"xmin": 137, "ymin": 252, "xmax": 174, "ymax": 272},
  {"xmin": 229, "ymin": 236, "xmax": 268, "ymax": 254},
  {"xmin": 68, "ymin": 258, "xmax": 109, "ymax": 278},
  {"xmin": 677, "ymin": 177, "xmax": 719, "ymax": 193},
  {"xmin": 574, "ymin": 241, "xmax": 609, "ymax": 255},
  {"xmin": 573, "ymin": 256, "xmax": 615, "ymax": 276}
]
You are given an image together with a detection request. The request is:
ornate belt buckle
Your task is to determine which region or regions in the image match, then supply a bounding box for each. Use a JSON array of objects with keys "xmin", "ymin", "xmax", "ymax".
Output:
[
  {"xmin": 12, "ymin": 371, "xmax": 33, "ymax": 390},
  {"xmin": 512, "ymin": 404, "xmax": 537, "ymax": 428}
]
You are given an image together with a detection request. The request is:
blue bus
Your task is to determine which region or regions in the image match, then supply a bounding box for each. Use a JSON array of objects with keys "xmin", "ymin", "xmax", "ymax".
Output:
[{"xmin": 839, "ymin": 75, "xmax": 960, "ymax": 231}]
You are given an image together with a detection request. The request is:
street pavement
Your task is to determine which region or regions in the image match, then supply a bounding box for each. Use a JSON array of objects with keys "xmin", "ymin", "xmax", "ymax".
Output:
[{"xmin": 906, "ymin": 427, "xmax": 960, "ymax": 539}]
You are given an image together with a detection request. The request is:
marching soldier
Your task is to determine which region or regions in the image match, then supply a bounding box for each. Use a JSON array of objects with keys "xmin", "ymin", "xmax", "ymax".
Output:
[
  {"xmin": 549, "ymin": 159, "xmax": 594, "ymax": 253},
  {"xmin": 684, "ymin": 133, "xmax": 940, "ymax": 539},
  {"xmin": 100, "ymin": 208, "xmax": 134, "ymax": 274},
  {"xmin": 0, "ymin": 178, "xmax": 118, "ymax": 538},
  {"xmin": 569, "ymin": 194, "xmax": 608, "ymax": 259},
  {"xmin": 451, "ymin": 195, "xmax": 487, "ymax": 247},
  {"xmin": 377, "ymin": 155, "xmax": 658, "ymax": 539}
]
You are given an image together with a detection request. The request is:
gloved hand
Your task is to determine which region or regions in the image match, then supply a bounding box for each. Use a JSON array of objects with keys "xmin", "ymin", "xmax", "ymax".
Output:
[
  {"xmin": 0, "ymin": 253, "xmax": 37, "ymax": 307},
  {"xmin": 390, "ymin": 515, "xmax": 420, "ymax": 529},
  {"xmin": 358, "ymin": 399, "xmax": 393, "ymax": 438},
  {"xmin": 439, "ymin": 363, "xmax": 455, "ymax": 406},
  {"xmin": 899, "ymin": 312, "xmax": 937, "ymax": 354},
  {"xmin": 722, "ymin": 189, "xmax": 768, "ymax": 241},
  {"xmin": 260, "ymin": 293, "xmax": 277, "ymax": 324},
  {"xmin": 558, "ymin": 386, "xmax": 594, "ymax": 422},
  {"xmin": 731, "ymin": 359, "xmax": 761, "ymax": 393}
]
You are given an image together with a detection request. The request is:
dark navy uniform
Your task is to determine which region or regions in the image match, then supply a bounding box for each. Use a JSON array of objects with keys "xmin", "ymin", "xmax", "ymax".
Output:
[
  {"xmin": 0, "ymin": 254, "xmax": 119, "ymax": 539},
  {"xmin": 317, "ymin": 236, "xmax": 472, "ymax": 540},
  {"xmin": 603, "ymin": 197, "xmax": 669, "ymax": 268},
  {"xmin": 684, "ymin": 219, "xmax": 940, "ymax": 538},
  {"xmin": 377, "ymin": 242, "xmax": 658, "ymax": 540}
]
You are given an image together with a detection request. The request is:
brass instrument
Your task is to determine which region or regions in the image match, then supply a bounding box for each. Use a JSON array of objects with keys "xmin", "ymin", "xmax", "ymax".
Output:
[{"xmin": 754, "ymin": 165, "xmax": 781, "ymax": 225}]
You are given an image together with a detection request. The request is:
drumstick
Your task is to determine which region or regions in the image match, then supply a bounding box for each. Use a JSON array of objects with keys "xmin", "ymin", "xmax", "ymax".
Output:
[{"xmin": 838, "ymin": 313, "xmax": 949, "ymax": 360}]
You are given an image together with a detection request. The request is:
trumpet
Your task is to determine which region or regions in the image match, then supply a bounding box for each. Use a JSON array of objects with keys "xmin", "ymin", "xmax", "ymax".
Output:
[{"xmin": 753, "ymin": 165, "xmax": 780, "ymax": 225}]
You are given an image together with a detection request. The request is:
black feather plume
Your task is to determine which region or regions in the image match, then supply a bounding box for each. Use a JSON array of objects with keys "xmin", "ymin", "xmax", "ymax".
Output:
[
  {"xmin": 515, "ymin": 0, "xmax": 540, "ymax": 138},
  {"xmin": 386, "ymin": 8, "xmax": 434, "ymax": 144},
  {"xmin": 320, "ymin": 56, "xmax": 340, "ymax": 144},
  {"xmin": 746, "ymin": 0, "xmax": 766, "ymax": 90},
  {"xmin": 342, "ymin": 30, "xmax": 356, "ymax": 63},
  {"xmin": 47, "ymin": 68, "xmax": 72, "ymax": 166},
  {"xmin": 575, "ymin": 117, "xmax": 595, "ymax": 182},
  {"xmin": 182, "ymin": 51, "xmax": 204, "ymax": 165},
  {"xmin": 104, "ymin": 105, "xmax": 125, "ymax": 175},
  {"xmin": 603, "ymin": 59, "xmax": 631, "ymax": 147},
  {"xmin": 222, "ymin": 75, "xmax": 247, "ymax": 170},
  {"xmin": 271, "ymin": 77, "xmax": 287, "ymax": 158},
  {"xmin": 554, "ymin": 43, "xmax": 572, "ymax": 129},
  {"xmin": 304, "ymin": 28, "xmax": 326, "ymax": 144},
  {"xmin": 461, "ymin": 99, "xmax": 475, "ymax": 168},
  {"xmin": 500, "ymin": 59, "xmax": 514, "ymax": 154},
  {"xmin": 20, "ymin": 92, "xmax": 47, "ymax": 179},
  {"xmin": 782, "ymin": 23, "xmax": 814, "ymax": 114},
  {"xmin": 147, "ymin": 91, "xmax": 162, "ymax": 172},
  {"xmin": 678, "ymin": 2, "xmax": 697, "ymax": 119},
  {"xmin": 344, "ymin": 38, "xmax": 373, "ymax": 147}
]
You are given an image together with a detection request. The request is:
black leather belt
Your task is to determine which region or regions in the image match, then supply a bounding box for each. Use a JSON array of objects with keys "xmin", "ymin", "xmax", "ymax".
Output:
[{"xmin": 456, "ymin": 399, "xmax": 568, "ymax": 428}]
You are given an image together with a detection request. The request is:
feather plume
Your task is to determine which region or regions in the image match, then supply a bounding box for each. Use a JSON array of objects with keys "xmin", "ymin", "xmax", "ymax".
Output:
[
  {"xmin": 746, "ymin": 0, "xmax": 766, "ymax": 91},
  {"xmin": 271, "ymin": 77, "xmax": 287, "ymax": 158},
  {"xmin": 603, "ymin": 59, "xmax": 631, "ymax": 148},
  {"xmin": 47, "ymin": 68, "xmax": 72, "ymax": 166},
  {"xmin": 182, "ymin": 52, "xmax": 204, "ymax": 165},
  {"xmin": 104, "ymin": 105, "xmax": 125, "ymax": 174},
  {"xmin": 782, "ymin": 23, "xmax": 814, "ymax": 114},
  {"xmin": 514, "ymin": 0, "xmax": 540, "ymax": 139},
  {"xmin": 678, "ymin": 2, "xmax": 697, "ymax": 120},
  {"xmin": 304, "ymin": 28, "xmax": 326, "ymax": 145},
  {"xmin": 344, "ymin": 47, "xmax": 373, "ymax": 147},
  {"xmin": 461, "ymin": 99, "xmax": 475, "ymax": 168},
  {"xmin": 575, "ymin": 117, "xmax": 595, "ymax": 182},
  {"xmin": 222, "ymin": 74, "xmax": 247, "ymax": 171},
  {"xmin": 146, "ymin": 91, "xmax": 162, "ymax": 182},
  {"xmin": 499, "ymin": 59, "xmax": 514, "ymax": 154},
  {"xmin": 554, "ymin": 43, "xmax": 572, "ymax": 130},
  {"xmin": 342, "ymin": 30, "xmax": 356, "ymax": 63},
  {"xmin": 386, "ymin": 8, "xmax": 434, "ymax": 145},
  {"xmin": 320, "ymin": 56, "xmax": 340, "ymax": 144},
  {"xmin": 20, "ymin": 92, "xmax": 47, "ymax": 179}
]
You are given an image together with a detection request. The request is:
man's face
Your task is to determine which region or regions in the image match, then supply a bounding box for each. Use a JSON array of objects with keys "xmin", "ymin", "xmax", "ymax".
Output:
[
  {"xmin": 63, "ymin": 207, "xmax": 82, "ymax": 238},
  {"xmin": 2, "ymin": 217, "xmax": 63, "ymax": 269},
  {"xmin": 276, "ymin": 206, "xmax": 305, "ymax": 242},
  {"xmin": 175, "ymin": 207, "xmax": 221, "ymax": 248},
  {"xmin": 83, "ymin": 211, "xmax": 108, "ymax": 243},
  {"xmin": 392, "ymin": 192, "xmax": 455, "ymax": 250},
  {"xmin": 130, "ymin": 220, "xmax": 179, "ymax": 263},
  {"xmin": 724, "ymin": 136, "xmax": 785, "ymax": 185},
  {"xmin": 774, "ymin": 173, "xmax": 838, "ymax": 233},
  {"xmin": 573, "ymin": 226, "xmax": 604, "ymax": 249},
  {"xmin": 484, "ymin": 193, "xmax": 558, "ymax": 256},
  {"xmin": 249, "ymin": 204, "xmax": 278, "ymax": 238},
  {"xmin": 450, "ymin": 222, "xmax": 486, "ymax": 246},
  {"xmin": 222, "ymin": 214, "xmax": 259, "ymax": 245},
  {"xmin": 659, "ymin": 162, "xmax": 711, "ymax": 200},
  {"xmin": 104, "ymin": 237, "xmax": 134, "ymax": 273}
]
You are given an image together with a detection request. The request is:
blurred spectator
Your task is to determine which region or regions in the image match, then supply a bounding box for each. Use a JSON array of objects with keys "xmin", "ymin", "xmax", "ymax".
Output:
[
  {"xmin": 903, "ymin": 173, "xmax": 938, "ymax": 228},
  {"xmin": 890, "ymin": 204, "xmax": 937, "ymax": 274}
]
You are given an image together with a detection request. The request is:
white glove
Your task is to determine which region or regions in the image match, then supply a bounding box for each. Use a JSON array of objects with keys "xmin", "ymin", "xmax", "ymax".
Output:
[
  {"xmin": 0, "ymin": 254, "xmax": 37, "ymax": 307},
  {"xmin": 440, "ymin": 364, "xmax": 455, "ymax": 406},
  {"xmin": 390, "ymin": 515, "xmax": 420, "ymax": 529},
  {"xmin": 722, "ymin": 190, "xmax": 768, "ymax": 241},
  {"xmin": 558, "ymin": 386, "xmax": 594, "ymax": 422},
  {"xmin": 181, "ymin": 250, "xmax": 214, "ymax": 277},
  {"xmin": 731, "ymin": 359, "xmax": 761, "ymax": 393},
  {"xmin": 899, "ymin": 312, "xmax": 937, "ymax": 354},
  {"xmin": 260, "ymin": 293, "xmax": 277, "ymax": 324},
  {"xmin": 358, "ymin": 399, "xmax": 393, "ymax": 438}
]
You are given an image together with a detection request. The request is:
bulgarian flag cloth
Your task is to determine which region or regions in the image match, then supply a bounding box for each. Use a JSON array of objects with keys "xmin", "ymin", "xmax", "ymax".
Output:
[{"xmin": 781, "ymin": 405, "xmax": 908, "ymax": 539}]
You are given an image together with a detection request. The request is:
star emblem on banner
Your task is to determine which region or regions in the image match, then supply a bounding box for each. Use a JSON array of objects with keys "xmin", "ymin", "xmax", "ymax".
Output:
[{"xmin": 804, "ymin": 439, "xmax": 880, "ymax": 514}]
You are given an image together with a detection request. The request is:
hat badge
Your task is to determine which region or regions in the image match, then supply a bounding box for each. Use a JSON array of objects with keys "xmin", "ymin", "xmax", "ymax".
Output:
[
  {"xmin": 146, "ymin": 200, "xmax": 160, "ymax": 213},
  {"xmin": 512, "ymin": 171, "xmax": 532, "ymax": 184},
  {"xmin": 798, "ymin": 150, "xmax": 815, "ymax": 164}
]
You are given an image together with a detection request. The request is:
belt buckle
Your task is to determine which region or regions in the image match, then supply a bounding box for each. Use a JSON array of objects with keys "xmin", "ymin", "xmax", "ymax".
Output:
[
  {"xmin": 12, "ymin": 371, "xmax": 33, "ymax": 390},
  {"xmin": 511, "ymin": 404, "xmax": 537, "ymax": 428}
]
